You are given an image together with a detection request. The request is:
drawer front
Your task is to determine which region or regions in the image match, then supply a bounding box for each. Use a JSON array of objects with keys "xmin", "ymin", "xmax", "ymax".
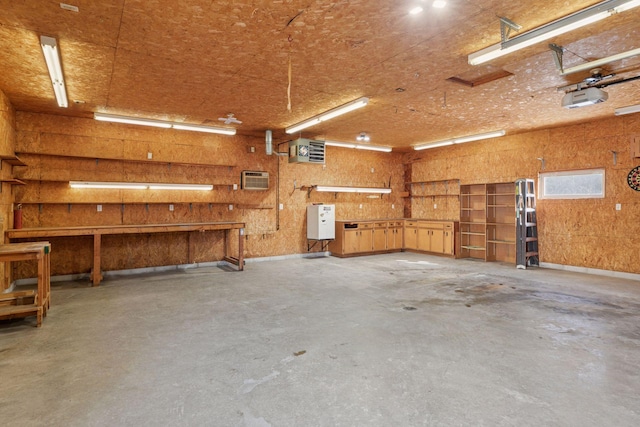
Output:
[
  {"xmin": 359, "ymin": 223, "xmax": 373, "ymax": 229},
  {"xmin": 374, "ymin": 222, "xmax": 388, "ymax": 228},
  {"xmin": 444, "ymin": 223, "xmax": 453, "ymax": 230},
  {"xmin": 420, "ymin": 222, "xmax": 444, "ymax": 230},
  {"xmin": 405, "ymin": 220, "xmax": 418, "ymax": 227}
]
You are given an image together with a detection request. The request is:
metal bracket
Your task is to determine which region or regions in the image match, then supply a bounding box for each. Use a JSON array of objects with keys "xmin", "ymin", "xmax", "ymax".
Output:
[
  {"xmin": 549, "ymin": 43, "xmax": 565, "ymax": 73},
  {"xmin": 500, "ymin": 16, "xmax": 522, "ymax": 43},
  {"xmin": 611, "ymin": 150, "xmax": 618, "ymax": 165},
  {"xmin": 307, "ymin": 239, "xmax": 332, "ymax": 252},
  {"xmin": 537, "ymin": 157, "xmax": 546, "ymax": 171}
]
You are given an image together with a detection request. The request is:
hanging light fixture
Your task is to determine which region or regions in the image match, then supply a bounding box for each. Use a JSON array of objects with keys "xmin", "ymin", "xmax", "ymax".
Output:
[
  {"xmin": 413, "ymin": 130, "xmax": 505, "ymax": 150},
  {"xmin": 468, "ymin": 0, "xmax": 640, "ymax": 65},
  {"xmin": 40, "ymin": 35, "xmax": 68, "ymax": 108},
  {"xmin": 94, "ymin": 113, "xmax": 236, "ymax": 135},
  {"xmin": 285, "ymin": 97, "xmax": 369, "ymax": 134}
]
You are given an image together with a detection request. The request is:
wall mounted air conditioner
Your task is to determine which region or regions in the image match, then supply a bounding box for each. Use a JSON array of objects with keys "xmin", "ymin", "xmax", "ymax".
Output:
[
  {"xmin": 562, "ymin": 87, "xmax": 608, "ymax": 109},
  {"xmin": 289, "ymin": 138, "xmax": 325, "ymax": 164},
  {"xmin": 241, "ymin": 171, "xmax": 269, "ymax": 190}
]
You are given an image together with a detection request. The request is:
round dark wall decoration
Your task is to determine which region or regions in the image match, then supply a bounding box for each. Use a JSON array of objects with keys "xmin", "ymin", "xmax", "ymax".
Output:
[{"xmin": 628, "ymin": 166, "xmax": 640, "ymax": 191}]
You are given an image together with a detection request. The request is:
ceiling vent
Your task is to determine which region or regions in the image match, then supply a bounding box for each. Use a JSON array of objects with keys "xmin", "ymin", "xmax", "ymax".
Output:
[
  {"xmin": 288, "ymin": 138, "xmax": 325, "ymax": 164},
  {"xmin": 241, "ymin": 171, "xmax": 269, "ymax": 190}
]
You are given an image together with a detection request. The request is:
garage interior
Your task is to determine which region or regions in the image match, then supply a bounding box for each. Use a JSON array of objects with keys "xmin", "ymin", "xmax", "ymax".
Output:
[{"xmin": 1, "ymin": 1, "xmax": 639, "ymax": 425}]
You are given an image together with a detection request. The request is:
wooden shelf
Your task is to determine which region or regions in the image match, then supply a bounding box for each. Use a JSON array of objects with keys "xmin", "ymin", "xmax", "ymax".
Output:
[
  {"xmin": 1, "ymin": 178, "xmax": 26, "ymax": 185},
  {"xmin": 16, "ymin": 152, "xmax": 235, "ymax": 169},
  {"xmin": 461, "ymin": 245, "xmax": 485, "ymax": 251},
  {"xmin": 235, "ymin": 204, "xmax": 275, "ymax": 210},
  {"xmin": 487, "ymin": 239, "xmax": 515, "ymax": 244},
  {"xmin": 0, "ymin": 155, "xmax": 27, "ymax": 166}
]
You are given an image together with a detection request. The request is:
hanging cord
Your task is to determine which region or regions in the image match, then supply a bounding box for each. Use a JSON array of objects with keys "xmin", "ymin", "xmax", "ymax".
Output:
[{"xmin": 287, "ymin": 35, "xmax": 293, "ymax": 112}]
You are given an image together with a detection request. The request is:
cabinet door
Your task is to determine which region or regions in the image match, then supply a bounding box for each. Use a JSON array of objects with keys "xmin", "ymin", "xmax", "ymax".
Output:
[
  {"xmin": 344, "ymin": 229, "xmax": 360, "ymax": 254},
  {"xmin": 373, "ymin": 228, "xmax": 387, "ymax": 251},
  {"xmin": 444, "ymin": 230, "xmax": 453, "ymax": 255},
  {"xmin": 388, "ymin": 227, "xmax": 403, "ymax": 250},
  {"xmin": 417, "ymin": 228, "xmax": 431, "ymax": 251},
  {"xmin": 404, "ymin": 227, "xmax": 417, "ymax": 249},
  {"xmin": 430, "ymin": 229, "xmax": 445, "ymax": 253},
  {"xmin": 359, "ymin": 229, "xmax": 373, "ymax": 252}
]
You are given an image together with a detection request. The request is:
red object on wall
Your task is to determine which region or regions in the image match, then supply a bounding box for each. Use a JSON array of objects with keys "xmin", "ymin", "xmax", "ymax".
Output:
[{"xmin": 13, "ymin": 208, "xmax": 22, "ymax": 229}]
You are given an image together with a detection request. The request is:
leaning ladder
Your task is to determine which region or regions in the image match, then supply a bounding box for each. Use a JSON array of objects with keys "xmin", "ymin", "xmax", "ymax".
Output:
[{"xmin": 516, "ymin": 179, "xmax": 539, "ymax": 269}]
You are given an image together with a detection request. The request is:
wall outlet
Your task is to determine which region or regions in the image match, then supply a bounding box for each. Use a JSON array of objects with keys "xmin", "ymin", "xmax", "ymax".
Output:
[
  {"xmin": 434, "ymin": 203, "xmax": 437, "ymax": 209},
  {"xmin": 279, "ymin": 203, "xmax": 284, "ymax": 210},
  {"xmin": 147, "ymin": 152, "xmax": 152, "ymax": 159},
  {"xmin": 97, "ymin": 204, "xmax": 102, "ymax": 212},
  {"xmin": 371, "ymin": 168, "xmax": 375, "ymax": 173},
  {"xmin": 169, "ymin": 204, "xmax": 174, "ymax": 211},
  {"xmin": 233, "ymin": 183, "xmax": 238, "ymax": 190},
  {"xmin": 229, "ymin": 204, "xmax": 233, "ymax": 211},
  {"xmin": 392, "ymin": 204, "xmax": 395, "ymax": 209},
  {"xmin": 616, "ymin": 203, "xmax": 621, "ymax": 211},
  {"xmin": 359, "ymin": 204, "xmax": 363, "ymax": 209}
]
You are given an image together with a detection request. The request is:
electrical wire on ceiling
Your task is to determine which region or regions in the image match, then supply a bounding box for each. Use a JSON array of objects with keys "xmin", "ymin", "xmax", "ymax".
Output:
[{"xmin": 288, "ymin": 35, "xmax": 293, "ymax": 112}]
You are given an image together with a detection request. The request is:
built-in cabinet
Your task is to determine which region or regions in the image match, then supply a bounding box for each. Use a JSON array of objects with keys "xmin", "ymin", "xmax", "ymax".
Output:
[
  {"xmin": 330, "ymin": 219, "xmax": 456, "ymax": 257},
  {"xmin": 460, "ymin": 182, "xmax": 515, "ymax": 263}
]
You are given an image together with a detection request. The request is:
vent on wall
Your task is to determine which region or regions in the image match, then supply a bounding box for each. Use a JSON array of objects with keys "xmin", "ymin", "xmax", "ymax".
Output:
[
  {"xmin": 241, "ymin": 171, "xmax": 269, "ymax": 190},
  {"xmin": 289, "ymin": 138, "xmax": 325, "ymax": 164}
]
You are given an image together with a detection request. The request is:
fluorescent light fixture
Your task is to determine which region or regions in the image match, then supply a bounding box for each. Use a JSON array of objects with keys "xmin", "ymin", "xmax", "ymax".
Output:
[
  {"xmin": 70, "ymin": 181, "xmax": 148, "ymax": 189},
  {"xmin": 94, "ymin": 113, "xmax": 172, "ymax": 128},
  {"xmin": 40, "ymin": 35, "xmax": 68, "ymax": 108},
  {"xmin": 94, "ymin": 113, "xmax": 236, "ymax": 134},
  {"xmin": 172, "ymin": 123, "xmax": 236, "ymax": 135},
  {"xmin": 468, "ymin": 0, "xmax": 640, "ymax": 65},
  {"xmin": 70, "ymin": 181, "xmax": 213, "ymax": 190},
  {"xmin": 454, "ymin": 130, "xmax": 505, "ymax": 143},
  {"xmin": 615, "ymin": 104, "xmax": 640, "ymax": 115},
  {"xmin": 413, "ymin": 130, "xmax": 505, "ymax": 150},
  {"xmin": 413, "ymin": 140, "xmax": 455, "ymax": 150},
  {"xmin": 148, "ymin": 184, "xmax": 213, "ymax": 191},
  {"xmin": 323, "ymin": 140, "xmax": 392, "ymax": 152},
  {"xmin": 409, "ymin": 6, "xmax": 423, "ymax": 15},
  {"xmin": 433, "ymin": 1, "xmax": 447, "ymax": 8},
  {"xmin": 324, "ymin": 140, "xmax": 357, "ymax": 149},
  {"xmin": 285, "ymin": 97, "xmax": 369, "ymax": 134},
  {"xmin": 560, "ymin": 47, "xmax": 640, "ymax": 75},
  {"xmin": 315, "ymin": 185, "xmax": 392, "ymax": 194},
  {"xmin": 355, "ymin": 144, "xmax": 392, "ymax": 152}
]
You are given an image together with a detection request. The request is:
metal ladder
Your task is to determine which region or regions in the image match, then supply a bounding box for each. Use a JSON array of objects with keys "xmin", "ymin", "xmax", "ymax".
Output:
[{"xmin": 516, "ymin": 179, "xmax": 539, "ymax": 269}]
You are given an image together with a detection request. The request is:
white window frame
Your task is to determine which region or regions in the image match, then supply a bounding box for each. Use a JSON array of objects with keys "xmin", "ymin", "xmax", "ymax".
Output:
[{"xmin": 538, "ymin": 168, "xmax": 605, "ymax": 199}]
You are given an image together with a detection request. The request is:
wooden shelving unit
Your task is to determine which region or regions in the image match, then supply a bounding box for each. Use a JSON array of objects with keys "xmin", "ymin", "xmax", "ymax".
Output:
[
  {"xmin": 459, "ymin": 182, "xmax": 516, "ymax": 263},
  {"xmin": 404, "ymin": 179, "xmax": 460, "ymax": 199}
]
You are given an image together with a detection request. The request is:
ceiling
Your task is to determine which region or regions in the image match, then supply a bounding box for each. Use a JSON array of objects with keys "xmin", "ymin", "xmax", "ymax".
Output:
[{"xmin": 1, "ymin": 0, "xmax": 640, "ymax": 150}]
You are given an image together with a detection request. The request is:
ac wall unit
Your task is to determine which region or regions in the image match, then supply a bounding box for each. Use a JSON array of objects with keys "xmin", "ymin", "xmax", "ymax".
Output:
[
  {"xmin": 241, "ymin": 171, "xmax": 269, "ymax": 190},
  {"xmin": 289, "ymin": 138, "xmax": 325, "ymax": 164}
]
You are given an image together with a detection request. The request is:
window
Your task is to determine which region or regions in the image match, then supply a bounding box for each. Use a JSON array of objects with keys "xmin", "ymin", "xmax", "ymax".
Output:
[{"xmin": 539, "ymin": 169, "xmax": 605, "ymax": 199}]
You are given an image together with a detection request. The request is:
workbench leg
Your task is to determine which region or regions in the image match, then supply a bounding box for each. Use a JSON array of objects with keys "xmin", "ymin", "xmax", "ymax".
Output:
[
  {"xmin": 37, "ymin": 253, "xmax": 44, "ymax": 322},
  {"xmin": 91, "ymin": 234, "xmax": 103, "ymax": 286},
  {"xmin": 238, "ymin": 228, "xmax": 244, "ymax": 271}
]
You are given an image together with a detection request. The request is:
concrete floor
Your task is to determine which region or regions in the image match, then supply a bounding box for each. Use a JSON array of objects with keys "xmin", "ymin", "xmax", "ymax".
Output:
[{"xmin": 1, "ymin": 252, "xmax": 639, "ymax": 426}]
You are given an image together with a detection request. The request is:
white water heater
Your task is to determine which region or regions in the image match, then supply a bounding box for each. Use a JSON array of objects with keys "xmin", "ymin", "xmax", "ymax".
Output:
[{"xmin": 307, "ymin": 204, "xmax": 335, "ymax": 240}]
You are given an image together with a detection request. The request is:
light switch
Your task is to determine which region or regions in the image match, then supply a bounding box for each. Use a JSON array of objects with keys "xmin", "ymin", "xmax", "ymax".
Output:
[
  {"xmin": 616, "ymin": 203, "xmax": 621, "ymax": 211},
  {"xmin": 97, "ymin": 204, "xmax": 102, "ymax": 212},
  {"xmin": 147, "ymin": 152, "xmax": 153, "ymax": 159},
  {"xmin": 169, "ymin": 204, "xmax": 174, "ymax": 211},
  {"xmin": 229, "ymin": 204, "xmax": 233, "ymax": 211}
]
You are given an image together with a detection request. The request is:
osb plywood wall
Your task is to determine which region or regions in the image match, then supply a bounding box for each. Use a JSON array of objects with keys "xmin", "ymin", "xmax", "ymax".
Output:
[
  {"xmin": 0, "ymin": 90, "xmax": 16, "ymax": 290},
  {"xmin": 12, "ymin": 112, "xmax": 404, "ymax": 279},
  {"xmin": 405, "ymin": 115, "xmax": 640, "ymax": 275}
]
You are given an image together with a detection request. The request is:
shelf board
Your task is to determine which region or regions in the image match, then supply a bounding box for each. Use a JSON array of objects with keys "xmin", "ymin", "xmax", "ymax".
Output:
[
  {"xmin": 0, "ymin": 155, "xmax": 27, "ymax": 166},
  {"xmin": 460, "ymin": 221, "xmax": 486, "ymax": 225},
  {"xmin": 461, "ymin": 231, "xmax": 485, "ymax": 236},
  {"xmin": 487, "ymin": 193, "xmax": 514, "ymax": 196},
  {"xmin": 487, "ymin": 239, "xmax": 515, "ymax": 244},
  {"xmin": 410, "ymin": 193, "xmax": 460, "ymax": 197},
  {"xmin": 16, "ymin": 152, "xmax": 235, "ymax": 169},
  {"xmin": 486, "ymin": 222, "xmax": 515, "ymax": 226},
  {"xmin": 461, "ymin": 245, "xmax": 486, "ymax": 251},
  {"xmin": 0, "ymin": 178, "xmax": 26, "ymax": 185},
  {"xmin": 235, "ymin": 204, "xmax": 275, "ymax": 210},
  {"xmin": 487, "ymin": 204, "xmax": 515, "ymax": 208}
]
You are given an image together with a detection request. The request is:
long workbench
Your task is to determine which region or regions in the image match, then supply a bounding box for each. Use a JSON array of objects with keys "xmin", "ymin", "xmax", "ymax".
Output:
[{"xmin": 6, "ymin": 222, "xmax": 245, "ymax": 286}]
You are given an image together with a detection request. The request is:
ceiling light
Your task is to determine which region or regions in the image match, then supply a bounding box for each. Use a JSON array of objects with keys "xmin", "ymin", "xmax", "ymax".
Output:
[
  {"xmin": 615, "ymin": 104, "xmax": 640, "ymax": 115},
  {"xmin": 468, "ymin": 0, "xmax": 640, "ymax": 65},
  {"xmin": 70, "ymin": 181, "xmax": 148, "ymax": 189},
  {"xmin": 94, "ymin": 113, "xmax": 236, "ymax": 134},
  {"xmin": 413, "ymin": 140, "xmax": 455, "ymax": 150},
  {"xmin": 323, "ymin": 140, "xmax": 392, "ymax": 152},
  {"xmin": 94, "ymin": 113, "xmax": 172, "ymax": 128},
  {"xmin": 70, "ymin": 181, "xmax": 213, "ymax": 190},
  {"xmin": 315, "ymin": 186, "xmax": 392, "ymax": 194},
  {"xmin": 413, "ymin": 130, "xmax": 505, "ymax": 150},
  {"xmin": 453, "ymin": 130, "xmax": 505, "ymax": 143},
  {"xmin": 409, "ymin": 6, "xmax": 423, "ymax": 15},
  {"xmin": 356, "ymin": 132, "xmax": 370, "ymax": 142},
  {"xmin": 285, "ymin": 97, "xmax": 369, "ymax": 134},
  {"xmin": 148, "ymin": 184, "xmax": 213, "ymax": 191},
  {"xmin": 40, "ymin": 35, "xmax": 68, "ymax": 108},
  {"xmin": 433, "ymin": 1, "xmax": 447, "ymax": 8},
  {"xmin": 172, "ymin": 123, "xmax": 236, "ymax": 135}
]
